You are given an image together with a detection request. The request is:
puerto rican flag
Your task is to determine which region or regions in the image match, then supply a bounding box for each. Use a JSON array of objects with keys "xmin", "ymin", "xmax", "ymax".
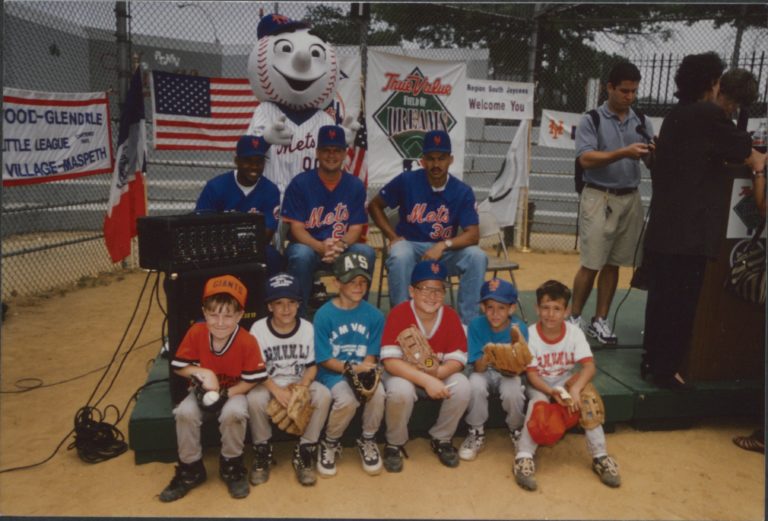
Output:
[
  {"xmin": 150, "ymin": 71, "xmax": 259, "ymax": 151},
  {"xmin": 103, "ymin": 67, "xmax": 147, "ymax": 263}
]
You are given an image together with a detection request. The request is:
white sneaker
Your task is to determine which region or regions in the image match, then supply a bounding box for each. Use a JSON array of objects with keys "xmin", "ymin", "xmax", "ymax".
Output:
[
  {"xmin": 458, "ymin": 428, "xmax": 486, "ymax": 461},
  {"xmin": 588, "ymin": 317, "xmax": 618, "ymax": 345},
  {"xmin": 356, "ymin": 437, "xmax": 383, "ymax": 475},
  {"xmin": 567, "ymin": 314, "xmax": 586, "ymax": 331},
  {"xmin": 317, "ymin": 438, "xmax": 341, "ymax": 477}
]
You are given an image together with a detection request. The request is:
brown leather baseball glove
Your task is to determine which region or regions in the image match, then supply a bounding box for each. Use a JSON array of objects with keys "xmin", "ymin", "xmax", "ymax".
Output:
[
  {"xmin": 396, "ymin": 325, "xmax": 438, "ymax": 371},
  {"xmin": 267, "ymin": 384, "xmax": 314, "ymax": 435}
]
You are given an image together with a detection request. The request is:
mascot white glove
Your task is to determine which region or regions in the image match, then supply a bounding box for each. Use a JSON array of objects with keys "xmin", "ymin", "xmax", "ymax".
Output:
[
  {"xmin": 341, "ymin": 115, "xmax": 360, "ymax": 147},
  {"xmin": 263, "ymin": 115, "xmax": 293, "ymax": 146}
]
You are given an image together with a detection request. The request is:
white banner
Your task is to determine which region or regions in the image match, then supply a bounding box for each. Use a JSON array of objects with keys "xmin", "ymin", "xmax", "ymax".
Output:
[
  {"xmin": 485, "ymin": 119, "xmax": 530, "ymax": 227},
  {"xmin": 333, "ymin": 54, "xmax": 362, "ymax": 123},
  {"xmin": 366, "ymin": 50, "xmax": 466, "ymax": 185},
  {"xmin": 537, "ymin": 109, "xmax": 666, "ymax": 150},
  {"xmin": 3, "ymin": 88, "xmax": 112, "ymax": 186},
  {"xmin": 466, "ymin": 79, "xmax": 533, "ymax": 120}
]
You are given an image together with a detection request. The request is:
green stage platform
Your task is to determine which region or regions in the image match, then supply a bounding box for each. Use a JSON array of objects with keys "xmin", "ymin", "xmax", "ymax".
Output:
[{"xmin": 129, "ymin": 290, "xmax": 763, "ymax": 464}]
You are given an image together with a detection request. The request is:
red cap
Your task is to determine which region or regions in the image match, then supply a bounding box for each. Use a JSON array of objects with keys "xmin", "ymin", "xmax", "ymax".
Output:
[
  {"xmin": 527, "ymin": 402, "xmax": 578, "ymax": 446},
  {"xmin": 202, "ymin": 275, "xmax": 247, "ymax": 308}
]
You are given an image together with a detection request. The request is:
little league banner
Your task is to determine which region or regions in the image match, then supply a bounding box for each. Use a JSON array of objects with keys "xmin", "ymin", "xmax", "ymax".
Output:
[
  {"xmin": 2, "ymin": 88, "xmax": 113, "ymax": 186},
  {"xmin": 366, "ymin": 50, "xmax": 466, "ymax": 185},
  {"xmin": 466, "ymin": 79, "xmax": 534, "ymax": 120}
]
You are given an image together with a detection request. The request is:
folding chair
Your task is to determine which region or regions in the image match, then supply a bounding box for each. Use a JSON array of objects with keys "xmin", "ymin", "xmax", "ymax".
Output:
[{"xmin": 448, "ymin": 209, "xmax": 525, "ymax": 320}]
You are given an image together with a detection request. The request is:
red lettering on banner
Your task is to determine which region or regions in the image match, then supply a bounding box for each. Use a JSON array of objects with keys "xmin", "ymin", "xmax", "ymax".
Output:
[{"xmin": 382, "ymin": 73, "xmax": 453, "ymax": 96}]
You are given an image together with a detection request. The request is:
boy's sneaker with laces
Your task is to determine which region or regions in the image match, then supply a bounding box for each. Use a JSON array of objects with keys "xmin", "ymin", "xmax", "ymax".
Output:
[
  {"xmin": 458, "ymin": 428, "xmax": 486, "ymax": 461},
  {"xmin": 159, "ymin": 459, "xmax": 207, "ymax": 502},
  {"xmin": 219, "ymin": 455, "xmax": 249, "ymax": 499},
  {"xmin": 292, "ymin": 443, "xmax": 317, "ymax": 486},
  {"xmin": 356, "ymin": 436, "xmax": 383, "ymax": 475},
  {"xmin": 317, "ymin": 438, "xmax": 342, "ymax": 477},
  {"xmin": 592, "ymin": 455, "xmax": 621, "ymax": 487},
  {"xmin": 430, "ymin": 438, "xmax": 459, "ymax": 468},
  {"xmin": 249, "ymin": 443, "xmax": 273, "ymax": 486},
  {"xmin": 567, "ymin": 315, "xmax": 586, "ymax": 332},
  {"xmin": 383, "ymin": 444, "xmax": 407, "ymax": 473},
  {"xmin": 513, "ymin": 457, "xmax": 537, "ymax": 491},
  {"xmin": 588, "ymin": 317, "xmax": 618, "ymax": 345}
]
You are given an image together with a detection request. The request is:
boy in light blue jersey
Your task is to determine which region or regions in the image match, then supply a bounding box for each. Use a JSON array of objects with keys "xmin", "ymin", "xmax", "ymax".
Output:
[
  {"xmin": 460, "ymin": 278, "xmax": 529, "ymax": 461},
  {"xmin": 313, "ymin": 251, "xmax": 386, "ymax": 478}
]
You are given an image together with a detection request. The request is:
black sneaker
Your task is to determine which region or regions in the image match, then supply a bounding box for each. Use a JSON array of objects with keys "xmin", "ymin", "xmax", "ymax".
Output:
[
  {"xmin": 317, "ymin": 438, "xmax": 341, "ymax": 477},
  {"xmin": 249, "ymin": 443, "xmax": 274, "ymax": 486},
  {"xmin": 356, "ymin": 436, "xmax": 383, "ymax": 475},
  {"xmin": 430, "ymin": 438, "xmax": 459, "ymax": 468},
  {"xmin": 159, "ymin": 459, "xmax": 206, "ymax": 502},
  {"xmin": 383, "ymin": 444, "xmax": 407, "ymax": 473},
  {"xmin": 219, "ymin": 455, "xmax": 249, "ymax": 499},
  {"xmin": 292, "ymin": 443, "xmax": 317, "ymax": 486}
]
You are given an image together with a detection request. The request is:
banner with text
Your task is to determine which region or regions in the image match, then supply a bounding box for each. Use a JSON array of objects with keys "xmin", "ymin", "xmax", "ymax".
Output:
[
  {"xmin": 3, "ymin": 88, "xmax": 113, "ymax": 186},
  {"xmin": 466, "ymin": 79, "xmax": 533, "ymax": 120},
  {"xmin": 366, "ymin": 50, "xmax": 466, "ymax": 185}
]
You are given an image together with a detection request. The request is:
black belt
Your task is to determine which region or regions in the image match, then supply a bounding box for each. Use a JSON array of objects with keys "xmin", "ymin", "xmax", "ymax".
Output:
[{"xmin": 584, "ymin": 183, "xmax": 637, "ymax": 196}]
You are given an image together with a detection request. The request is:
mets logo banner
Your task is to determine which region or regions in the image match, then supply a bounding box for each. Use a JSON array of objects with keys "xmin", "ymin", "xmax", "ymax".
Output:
[
  {"xmin": 2, "ymin": 88, "xmax": 113, "ymax": 186},
  {"xmin": 366, "ymin": 50, "xmax": 466, "ymax": 186},
  {"xmin": 538, "ymin": 109, "xmax": 664, "ymax": 150}
]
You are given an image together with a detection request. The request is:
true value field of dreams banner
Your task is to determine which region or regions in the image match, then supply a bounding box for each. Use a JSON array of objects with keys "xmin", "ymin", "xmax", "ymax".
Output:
[
  {"xmin": 2, "ymin": 88, "xmax": 113, "ymax": 186},
  {"xmin": 366, "ymin": 50, "xmax": 466, "ymax": 185}
]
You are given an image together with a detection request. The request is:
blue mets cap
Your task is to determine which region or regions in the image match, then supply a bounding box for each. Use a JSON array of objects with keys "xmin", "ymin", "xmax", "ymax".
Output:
[
  {"xmin": 410, "ymin": 260, "xmax": 448, "ymax": 286},
  {"xmin": 257, "ymin": 14, "xmax": 310, "ymax": 40},
  {"xmin": 480, "ymin": 278, "xmax": 518, "ymax": 305},
  {"xmin": 317, "ymin": 125, "xmax": 346, "ymax": 149},
  {"xmin": 236, "ymin": 135, "xmax": 270, "ymax": 158},
  {"xmin": 265, "ymin": 273, "xmax": 301, "ymax": 303},
  {"xmin": 422, "ymin": 130, "xmax": 452, "ymax": 154}
]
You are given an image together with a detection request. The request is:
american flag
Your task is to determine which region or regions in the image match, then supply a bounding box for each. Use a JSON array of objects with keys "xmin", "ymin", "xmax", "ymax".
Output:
[
  {"xmin": 343, "ymin": 115, "xmax": 368, "ymax": 186},
  {"xmin": 150, "ymin": 71, "xmax": 259, "ymax": 151}
]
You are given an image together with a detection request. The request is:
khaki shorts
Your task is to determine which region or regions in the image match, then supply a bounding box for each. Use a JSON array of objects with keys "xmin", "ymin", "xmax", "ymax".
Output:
[{"xmin": 578, "ymin": 186, "xmax": 644, "ymax": 270}]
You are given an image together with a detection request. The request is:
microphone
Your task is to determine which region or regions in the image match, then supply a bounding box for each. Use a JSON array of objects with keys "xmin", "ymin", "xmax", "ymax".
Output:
[{"xmin": 635, "ymin": 124, "xmax": 654, "ymax": 144}]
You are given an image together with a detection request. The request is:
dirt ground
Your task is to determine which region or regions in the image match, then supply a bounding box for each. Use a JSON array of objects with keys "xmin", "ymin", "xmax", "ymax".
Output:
[{"xmin": 0, "ymin": 251, "xmax": 764, "ymax": 520}]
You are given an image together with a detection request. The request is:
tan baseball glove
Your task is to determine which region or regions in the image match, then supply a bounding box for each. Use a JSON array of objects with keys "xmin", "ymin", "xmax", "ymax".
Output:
[
  {"xmin": 396, "ymin": 325, "xmax": 438, "ymax": 371},
  {"xmin": 267, "ymin": 384, "xmax": 314, "ymax": 436},
  {"xmin": 482, "ymin": 326, "xmax": 532, "ymax": 376},
  {"xmin": 566, "ymin": 381, "xmax": 605, "ymax": 429}
]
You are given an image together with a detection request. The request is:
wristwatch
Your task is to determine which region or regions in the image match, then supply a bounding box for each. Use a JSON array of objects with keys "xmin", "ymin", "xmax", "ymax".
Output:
[{"xmin": 444, "ymin": 239, "xmax": 453, "ymax": 249}]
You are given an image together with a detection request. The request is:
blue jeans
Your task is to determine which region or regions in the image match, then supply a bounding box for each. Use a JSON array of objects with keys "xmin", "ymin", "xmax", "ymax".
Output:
[
  {"xmin": 285, "ymin": 242, "xmax": 376, "ymax": 317},
  {"xmin": 386, "ymin": 241, "xmax": 487, "ymax": 324}
]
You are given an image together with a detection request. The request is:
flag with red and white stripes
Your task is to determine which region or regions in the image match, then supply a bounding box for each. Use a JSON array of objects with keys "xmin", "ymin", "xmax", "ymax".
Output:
[
  {"xmin": 343, "ymin": 115, "xmax": 368, "ymax": 187},
  {"xmin": 150, "ymin": 71, "xmax": 259, "ymax": 151}
]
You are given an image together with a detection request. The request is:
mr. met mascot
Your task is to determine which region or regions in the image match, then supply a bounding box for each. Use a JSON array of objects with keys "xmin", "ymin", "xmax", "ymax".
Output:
[{"xmin": 246, "ymin": 14, "xmax": 359, "ymax": 193}]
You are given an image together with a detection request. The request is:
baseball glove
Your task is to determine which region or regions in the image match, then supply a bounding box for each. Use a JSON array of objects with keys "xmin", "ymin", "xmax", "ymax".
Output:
[
  {"xmin": 567, "ymin": 382, "xmax": 605, "ymax": 429},
  {"xmin": 192, "ymin": 377, "xmax": 229, "ymax": 414},
  {"xmin": 397, "ymin": 325, "xmax": 438, "ymax": 371},
  {"xmin": 344, "ymin": 360, "xmax": 381, "ymax": 403},
  {"xmin": 483, "ymin": 327, "xmax": 532, "ymax": 375},
  {"xmin": 267, "ymin": 385, "xmax": 314, "ymax": 436}
]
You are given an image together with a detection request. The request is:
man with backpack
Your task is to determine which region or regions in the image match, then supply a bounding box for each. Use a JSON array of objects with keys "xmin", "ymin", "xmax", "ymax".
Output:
[{"xmin": 569, "ymin": 61, "xmax": 655, "ymax": 345}]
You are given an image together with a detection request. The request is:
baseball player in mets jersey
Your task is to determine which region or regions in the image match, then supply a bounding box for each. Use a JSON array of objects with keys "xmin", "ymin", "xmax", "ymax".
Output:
[
  {"xmin": 369, "ymin": 130, "xmax": 488, "ymax": 324},
  {"xmin": 195, "ymin": 135, "xmax": 283, "ymax": 275},
  {"xmin": 281, "ymin": 125, "xmax": 376, "ymax": 317}
]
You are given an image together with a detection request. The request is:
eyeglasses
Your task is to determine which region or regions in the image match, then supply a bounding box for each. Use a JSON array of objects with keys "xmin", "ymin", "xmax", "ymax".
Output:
[{"xmin": 415, "ymin": 285, "xmax": 446, "ymax": 296}]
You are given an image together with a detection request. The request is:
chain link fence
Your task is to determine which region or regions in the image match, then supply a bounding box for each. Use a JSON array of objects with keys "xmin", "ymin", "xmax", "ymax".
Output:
[{"xmin": 3, "ymin": 2, "xmax": 767, "ymax": 298}]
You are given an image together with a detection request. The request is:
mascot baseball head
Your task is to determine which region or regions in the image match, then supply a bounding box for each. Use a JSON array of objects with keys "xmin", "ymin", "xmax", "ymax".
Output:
[{"xmin": 247, "ymin": 14, "xmax": 338, "ymax": 112}]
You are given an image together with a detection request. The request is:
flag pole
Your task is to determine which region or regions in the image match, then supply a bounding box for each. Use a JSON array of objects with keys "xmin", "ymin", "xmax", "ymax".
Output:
[{"xmin": 519, "ymin": 120, "xmax": 532, "ymax": 252}]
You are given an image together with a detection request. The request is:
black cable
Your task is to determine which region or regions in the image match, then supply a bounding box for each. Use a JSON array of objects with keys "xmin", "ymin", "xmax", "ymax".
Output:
[{"xmin": 611, "ymin": 203, "xmax": 651, "ymax": 331}]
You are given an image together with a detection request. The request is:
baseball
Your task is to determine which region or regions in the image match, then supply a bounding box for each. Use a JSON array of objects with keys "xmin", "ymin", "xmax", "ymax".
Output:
[{"xmin": 203, "ymin": 391, "xmax": 220, "ymax": 407}]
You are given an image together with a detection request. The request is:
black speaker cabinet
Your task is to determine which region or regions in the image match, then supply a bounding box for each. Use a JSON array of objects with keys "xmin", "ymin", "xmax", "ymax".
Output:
[{"xmin": 164, "ymin": 263, "xmax": 267, "ymax": 404}]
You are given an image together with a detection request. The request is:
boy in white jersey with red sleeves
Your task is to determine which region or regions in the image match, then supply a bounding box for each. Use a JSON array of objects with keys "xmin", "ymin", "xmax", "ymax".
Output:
[
  {"xmin": 379, "ymin": 260, "xmax": 471, "ymax": 472},
  {"xmin": 513, "ymin": 280, "xmax": 621, "ymax": 492}
]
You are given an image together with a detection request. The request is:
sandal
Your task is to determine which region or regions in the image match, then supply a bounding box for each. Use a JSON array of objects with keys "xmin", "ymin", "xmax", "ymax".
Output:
[{"xmin": 733, "ymin": 430, "xmax": 765, "ymax": 454}]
